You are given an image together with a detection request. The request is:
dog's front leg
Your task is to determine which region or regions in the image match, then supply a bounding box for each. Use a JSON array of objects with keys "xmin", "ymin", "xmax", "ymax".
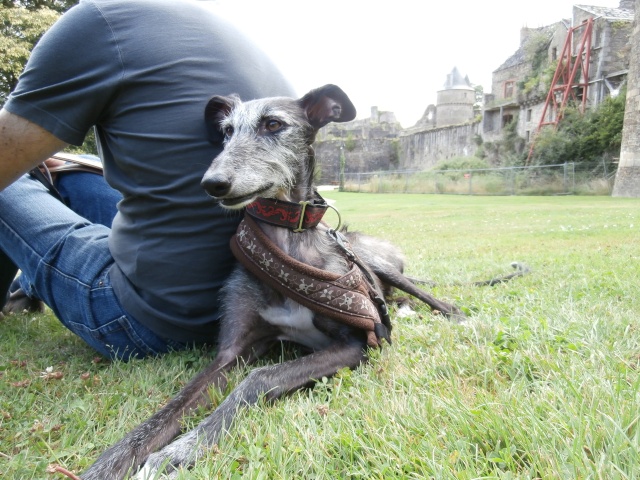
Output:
[
  {"xmin": 82, "ymin": 347, "xmax": 272, "ymax": 480},
  {"xmin": 81, "ymin": 356, "xmax": 236, "ymax": 480},
  {"xmin": 136, "ymin": 341, "xmax": 367, "ymax": 479},
  {"xmin": 82, "ymin": 307, "xmax": 276, "ymax": 480}
]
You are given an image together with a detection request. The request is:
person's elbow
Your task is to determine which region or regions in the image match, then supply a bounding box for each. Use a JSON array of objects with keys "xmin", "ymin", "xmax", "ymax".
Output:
[{"xmin": 0, "ymin": 109, "xmax": 68, "ymax": 191}]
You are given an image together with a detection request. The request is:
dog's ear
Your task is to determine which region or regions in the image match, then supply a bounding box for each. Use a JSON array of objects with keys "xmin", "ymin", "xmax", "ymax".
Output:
[
  {"xmin": 299, "ymin": 84, "xmax": 356, "ymax": 130},
  {"xmin": 204, "ymin": 95, "xmax": 238, "ymax": 144}
]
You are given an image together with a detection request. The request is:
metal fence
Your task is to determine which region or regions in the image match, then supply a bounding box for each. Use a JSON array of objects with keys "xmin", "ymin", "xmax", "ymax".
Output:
[{"xmin": 341, "ymin": 162, "xmax": 617, "ymax": 196}]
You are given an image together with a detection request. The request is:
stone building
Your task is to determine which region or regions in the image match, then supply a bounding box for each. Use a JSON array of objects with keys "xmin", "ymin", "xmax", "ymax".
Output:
[
  {"xmin": 415, "ymin": 67, "xmax": 477, "ymax": 129},
  {"xmin": 484, "ymin": 1, "xmax": 635, "ymax": 143},
  {"xmin": 314, "ymin": 68, "xmax": 479, "ymax": 182},
  {"xmin": 483, "ymin": 22, "xmax": 567, "ymax": 143},
  {"xmin": 313, "ymin": 2, "xmax": 636, "ymax": 181}
]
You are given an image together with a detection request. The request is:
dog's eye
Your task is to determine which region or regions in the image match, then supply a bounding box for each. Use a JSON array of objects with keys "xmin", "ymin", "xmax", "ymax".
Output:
[
  {"xmin": 224, "ymin": 126, "xmax": 234, "ymax": 138},
  {"xmin": 265, "ymin": 119, "xmax": 283, "ymax": 132}
]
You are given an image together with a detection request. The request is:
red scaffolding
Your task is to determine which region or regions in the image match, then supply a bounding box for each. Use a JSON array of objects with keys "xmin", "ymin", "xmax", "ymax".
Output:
[{"xmin": 526, "ymin": 17, "xmax": 593, "ymax": 163}]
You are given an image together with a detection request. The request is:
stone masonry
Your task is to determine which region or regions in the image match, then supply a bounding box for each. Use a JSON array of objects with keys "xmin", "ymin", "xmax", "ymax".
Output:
[{"xmin": 612, "ymin": 0, "xmax": 640, "ymax": 197}]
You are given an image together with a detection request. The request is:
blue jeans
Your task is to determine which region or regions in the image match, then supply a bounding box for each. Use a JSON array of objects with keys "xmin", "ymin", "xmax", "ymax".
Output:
[
  {"xmin": 57, "ymin": 170, "xmax": 122, "ymax": 228},
  {"xmin": 0, "ymin": 173, "xmax": 187, "ymax": 360}
]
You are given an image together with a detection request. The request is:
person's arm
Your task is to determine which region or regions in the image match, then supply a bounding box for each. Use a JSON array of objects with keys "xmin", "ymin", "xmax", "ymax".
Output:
[{"xmin": 0, "ymin": 109, "xmax": 68, "ymax": 191}]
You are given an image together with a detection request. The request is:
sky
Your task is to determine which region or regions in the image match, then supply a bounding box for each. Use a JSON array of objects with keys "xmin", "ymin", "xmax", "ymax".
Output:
[{"xmin": 206, "ymin": 0, "xmax": 624, "ymax": 127}]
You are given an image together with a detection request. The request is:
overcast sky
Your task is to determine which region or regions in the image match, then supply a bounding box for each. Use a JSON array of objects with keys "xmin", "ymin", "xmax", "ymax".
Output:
[{"xmin": 207, "ymin": 0, "xmax": 623, "ymax": 127}]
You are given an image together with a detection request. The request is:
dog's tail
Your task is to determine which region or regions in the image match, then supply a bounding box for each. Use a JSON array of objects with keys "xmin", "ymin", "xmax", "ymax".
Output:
[
  {"xmin": 406, "ymin": 262, "xmax": 531, "ymax": 288},
  {"xmin": 471, "ymin": 262, "xmax": 530, "ymax": 286}
]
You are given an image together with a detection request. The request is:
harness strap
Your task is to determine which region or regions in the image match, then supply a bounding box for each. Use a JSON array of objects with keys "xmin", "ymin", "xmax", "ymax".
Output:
[{"xmin": 230, "ymin": 215, "xmax": 388, "ymax": 348}]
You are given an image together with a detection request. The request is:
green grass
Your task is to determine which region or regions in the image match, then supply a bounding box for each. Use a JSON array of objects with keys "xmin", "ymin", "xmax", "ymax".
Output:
[{"xmin": 2, "ymin": 193, "xmax": 640, "ymax": 479}]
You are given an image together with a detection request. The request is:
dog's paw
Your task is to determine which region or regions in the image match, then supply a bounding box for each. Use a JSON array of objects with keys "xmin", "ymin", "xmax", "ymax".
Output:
[
  {"xmin": 395, "ymin": 303, "xmax": 416, "ymax": 318},
  {"xmin": 134, "ymin": 464, "xmax": 159, "ymax": 480},
  {"xmin": 134, "ymin": 463, "xmax": 175, "ymax": 480},
  {"xmin": 134, "ymin": 452, "xmax": 181, "ymax": 480},
  {"xmin": 134, "ymin": 430, "xmax": 203, "ymax": 480}
]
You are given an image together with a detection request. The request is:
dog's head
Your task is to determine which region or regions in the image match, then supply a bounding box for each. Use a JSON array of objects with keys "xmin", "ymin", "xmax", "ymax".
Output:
[{"xmin": 201, "ymin": 84, "xmax": 356, "ymax": 209}]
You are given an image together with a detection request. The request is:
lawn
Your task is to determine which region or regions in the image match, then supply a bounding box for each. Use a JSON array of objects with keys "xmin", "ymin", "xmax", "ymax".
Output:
[{"xmin": 1, "ymin": 193, "xmax": 639, "ymax": 479}]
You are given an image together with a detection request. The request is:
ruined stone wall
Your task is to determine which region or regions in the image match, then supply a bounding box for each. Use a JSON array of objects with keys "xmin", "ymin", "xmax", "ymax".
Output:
[
  {"xmin": 313, "ymin": 119, "xmax": 480, "ymax": 182},
  {"xmin": 314, "ymin": 136, "xmax": 399, "ymax": 184},
  {"xmin": 314, "ymin": 118, "xmax": 401, "ymax": 184},
  {"xmin": 599, "ymin": 19, "xmax": 633, "ymax": 73},
  {"xmin": 397, "ymin": 122, "xmax": 481, "ymax": 170}
]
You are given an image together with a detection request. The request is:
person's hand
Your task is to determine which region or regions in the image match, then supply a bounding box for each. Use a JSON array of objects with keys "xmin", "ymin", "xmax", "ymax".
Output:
[{"xmin": 43, "ymin": 157, "xmax": 67, "ymax": 169}]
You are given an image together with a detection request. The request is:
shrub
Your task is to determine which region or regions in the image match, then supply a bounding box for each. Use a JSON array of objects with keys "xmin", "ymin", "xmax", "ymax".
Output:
[
  {"xmin": 530, "ymin": 91, "xmax": 626, "ymax": 166},
  {"xmin": 433, "ymin": 156, "xmax": 490, "ymax": 171}
]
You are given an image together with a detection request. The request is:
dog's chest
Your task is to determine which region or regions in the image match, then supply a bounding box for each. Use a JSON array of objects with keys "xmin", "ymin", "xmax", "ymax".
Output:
[{"xmin": 260, "ymin": 298, "xmax": 332, "ymax": 350}]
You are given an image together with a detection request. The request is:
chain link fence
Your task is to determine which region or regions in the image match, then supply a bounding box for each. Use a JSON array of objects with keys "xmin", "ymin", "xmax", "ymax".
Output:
[{"xmin": 340, "ymin": 162, "xmax": 617, "ymax": 195}]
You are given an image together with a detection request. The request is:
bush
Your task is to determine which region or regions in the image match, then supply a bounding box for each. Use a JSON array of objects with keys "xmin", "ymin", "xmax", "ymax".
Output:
[
  {"xmin": 433, "ymin": 156, "xmax": 490, "ymax": 171},
  {"xmin": 530, "ymin": 92, "xmax": 626, "ymax": 166}
]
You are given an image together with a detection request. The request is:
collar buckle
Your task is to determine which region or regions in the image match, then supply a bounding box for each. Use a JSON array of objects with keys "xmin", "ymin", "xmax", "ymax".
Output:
[{"xmin": 293, "ymin": 201, "xmax": 310, "ymax": 232}]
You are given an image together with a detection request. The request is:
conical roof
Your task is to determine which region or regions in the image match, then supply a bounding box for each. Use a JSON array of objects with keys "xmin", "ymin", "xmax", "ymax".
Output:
[{"xmin": 441, "ymin": 67, "xmax": 473, "ymax": 90}]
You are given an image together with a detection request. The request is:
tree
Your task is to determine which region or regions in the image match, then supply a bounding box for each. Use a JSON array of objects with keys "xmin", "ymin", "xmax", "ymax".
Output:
[
  {"xmin": 2, "ymin": 1, "xmax": 79, "ymax": 13},
  {"xmin": 1, "ymin": 1, "xmax": 96, "ymax": 153},
  {"xmin": 0, "ymin": 6, "xmax": 60, "ymax": 104},
  {"xmin": 473, "ymin": 84, "xmax": 484, "ymax": 111}
]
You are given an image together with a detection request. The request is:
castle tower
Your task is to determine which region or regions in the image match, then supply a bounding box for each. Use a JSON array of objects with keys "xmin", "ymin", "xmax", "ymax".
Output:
[
  {"xmin": 435, "ymin": 67, "xmax": 475, "ymax": 128},
  {"xmin": 613, "ymin": 2, "xmax": 640, "ymax": 197}
]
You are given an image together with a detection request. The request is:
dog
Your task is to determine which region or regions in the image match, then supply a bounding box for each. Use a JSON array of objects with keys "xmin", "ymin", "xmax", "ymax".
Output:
[{"xmin": 81, "ymin": 85, "xmax": 471, "ymax": 480}]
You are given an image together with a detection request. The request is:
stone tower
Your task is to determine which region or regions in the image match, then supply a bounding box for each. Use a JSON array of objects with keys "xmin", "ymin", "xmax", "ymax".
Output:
[
  {"xmin": 435, "ymin": 67, "xmax": 476, "ymax": 128},
  {"xmin": 612, "ymin": 0, "xmax": 640, "ymax": 197}
]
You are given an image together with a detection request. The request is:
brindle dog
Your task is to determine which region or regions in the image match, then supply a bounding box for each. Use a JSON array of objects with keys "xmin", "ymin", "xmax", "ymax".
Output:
[{"xmin": 83, "ymin": 85, "xmax": 469, "ymax": 479}]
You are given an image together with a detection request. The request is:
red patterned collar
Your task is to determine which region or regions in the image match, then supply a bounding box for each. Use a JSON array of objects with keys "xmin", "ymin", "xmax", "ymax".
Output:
[{"xmin": 245, "ymin": 195, "xmax": 329, "ymax": 232}]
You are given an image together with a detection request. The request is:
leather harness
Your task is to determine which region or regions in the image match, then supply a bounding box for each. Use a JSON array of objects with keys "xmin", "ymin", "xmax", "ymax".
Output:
[{"xmin": 230, "ymin": 196, "xmax": 392, "ymax": 348}]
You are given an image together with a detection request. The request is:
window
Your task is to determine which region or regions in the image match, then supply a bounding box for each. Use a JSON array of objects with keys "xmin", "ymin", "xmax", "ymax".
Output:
[
  {"xmin": 504, "ymin": 80, "xmax": 515, "ymax": 98},
  {"xmin": 526, "ymin": 109, "xmax": 532, "ymax": 122}
]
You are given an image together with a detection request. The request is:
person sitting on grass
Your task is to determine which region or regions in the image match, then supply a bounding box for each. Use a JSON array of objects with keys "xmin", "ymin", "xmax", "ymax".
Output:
[{"xmin": 0, "ymin": 0, "xmax": 294, "ymax": 360}]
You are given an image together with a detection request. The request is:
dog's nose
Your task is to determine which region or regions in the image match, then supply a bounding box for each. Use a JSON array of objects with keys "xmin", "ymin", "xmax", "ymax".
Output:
[{"xmin": 201, "ymin": 174, "xmax": 232, "ymax": 198}]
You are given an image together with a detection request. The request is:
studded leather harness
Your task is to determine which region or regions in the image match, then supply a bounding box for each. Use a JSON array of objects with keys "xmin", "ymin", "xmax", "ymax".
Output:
[{"xmin": 230, "ymin": 197, "xmax": 392, "ymax": 348}]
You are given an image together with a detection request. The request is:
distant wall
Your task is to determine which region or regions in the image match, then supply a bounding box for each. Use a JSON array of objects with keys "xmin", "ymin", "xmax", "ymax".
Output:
[
  {"xmin": 398, "ymin": 122, "xmax": 481, "ymax": 170},
  {"xmin": 314, "ymin": 119, "xmax": 480, "ymax": 182},
  {"xmin": 314, "ymin": 118, "xmax": 400, "ymax": 184}
]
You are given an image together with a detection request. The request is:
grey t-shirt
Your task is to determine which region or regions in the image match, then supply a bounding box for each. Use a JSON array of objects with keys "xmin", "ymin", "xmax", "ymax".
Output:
[{"xmin": 5, "ymin": 0, "xmax": 295, "ymax": 341}]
